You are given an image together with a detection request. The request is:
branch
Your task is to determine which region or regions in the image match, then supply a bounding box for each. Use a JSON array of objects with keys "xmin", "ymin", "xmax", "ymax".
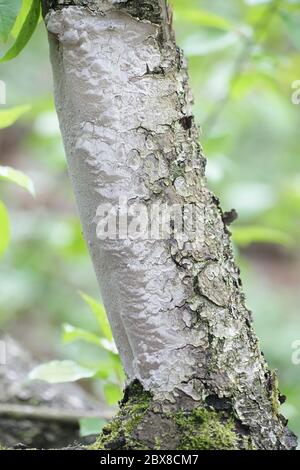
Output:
[{"xmin": 0, "ymin": 403, "xmax": 114, "ymax": 424}]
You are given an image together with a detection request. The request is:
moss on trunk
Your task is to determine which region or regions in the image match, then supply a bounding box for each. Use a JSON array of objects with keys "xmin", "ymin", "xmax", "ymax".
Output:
[{"xmin": 89, "ymin": 381, "xmax": 255, "ymax": 450}]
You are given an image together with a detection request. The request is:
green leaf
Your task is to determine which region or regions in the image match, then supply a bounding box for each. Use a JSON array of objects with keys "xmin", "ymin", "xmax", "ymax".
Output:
[
  {"xmin": 98, "ymin": 337, "xmax": 118, "ymax": 354},
  {"xmin": 29, "ymin": 360, "xmax": 97, "ymax": 384},
  {"xmin": 94, "ymin": 368, "xmax": 109, "ymax": 380},
  {"xmin": 0, "ymin": 105, "xmax": 31, "ymax": 129},
  {"xmin": 79, "ymin": 418, "xmax": 107, "ymax": 437},
  {"xmin": 79, "ymin": 291, "xmax": 113, "ymax": 341},
  {"xmin": 0, "ymin": 0, "xmax": 22, "ymax": 41},
  {"xmin": 0, "ymin": 200, "xmax": 10, "ymax": 257},
  {"xmin": 231, "ymin": 225, "xmax": 293, "ymax": 247},
  {"xmin": 0, "ymin": 0, "xmax": 40, "ymax": 62},
  {"xmin": 103, "ymin": 383, "xmax": 122, "ymax": 405},
  {"xmin": 62, "ymin": 323, "xmax": 118, "ymax": 354},
  {"xmin": 0, "ymin": 165, "xmax": 35, "ymax": 195},
  {"xmin": 62, "ymin": 323, "xmax": 105, "ymax": 347},
  {"xmin": 110, "ymin": 354, "xmax": 125, "ymax": 383},
  {"xmin": 175, "ymin": 8, "xmax": 233, "ymax": 30},
  {"xmin": 11, "ymin": 0, "xmax": 33, "ymax": 38}
]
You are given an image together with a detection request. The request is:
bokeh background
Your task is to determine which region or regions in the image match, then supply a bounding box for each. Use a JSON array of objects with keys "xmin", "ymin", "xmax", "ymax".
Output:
[{"xmin": 0, "ymin": 0, "xmax": 300, "ymax": 441}]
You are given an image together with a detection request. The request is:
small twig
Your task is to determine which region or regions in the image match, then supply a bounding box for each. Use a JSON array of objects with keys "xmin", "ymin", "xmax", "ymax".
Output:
[{"xmin": 0, "ymin": 403, "xmax": 114, "ymax": 424}]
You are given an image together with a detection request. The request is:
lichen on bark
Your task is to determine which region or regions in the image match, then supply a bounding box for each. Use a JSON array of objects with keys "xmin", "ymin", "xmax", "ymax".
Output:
[{"xmin": 43, "ymin": 0, "xmax": 297, "ymax": 450}]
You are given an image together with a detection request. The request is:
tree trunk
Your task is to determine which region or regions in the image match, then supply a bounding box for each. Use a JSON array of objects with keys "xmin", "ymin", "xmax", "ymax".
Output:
[{"xmin": 42, "ymin": 0, "xmax": 297, "ymax": 450}]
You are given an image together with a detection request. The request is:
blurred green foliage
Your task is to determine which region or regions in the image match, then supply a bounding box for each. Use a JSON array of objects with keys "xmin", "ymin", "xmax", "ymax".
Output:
[
  {"xmin": 0, "ymin": 0, "xmax": 41, "ymax": 62},
  {"xmin": 0, "ymin": 0, "xmax": 299, "ymax": 440},
  {"xmin": 30, "ymin": 292, "xmax": 124, "ymax": 390}
]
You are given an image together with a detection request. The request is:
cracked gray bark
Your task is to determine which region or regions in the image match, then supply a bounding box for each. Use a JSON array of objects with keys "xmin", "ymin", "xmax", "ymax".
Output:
[{"xmin": 41, "ymin": 0, "xmax": 297, "ymax": 450}]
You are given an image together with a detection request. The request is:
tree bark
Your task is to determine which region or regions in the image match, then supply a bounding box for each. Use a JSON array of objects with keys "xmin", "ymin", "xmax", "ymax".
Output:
[{"xmin": 42, "ymin": 0, "xmax": 297, "ymax": 450}]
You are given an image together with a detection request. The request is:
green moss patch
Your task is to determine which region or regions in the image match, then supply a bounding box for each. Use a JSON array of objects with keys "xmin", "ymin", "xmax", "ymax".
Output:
[
  {"xmin": 174, "ymin": 407, "xmax": 238, "ymax": 450},
  {"xmin": 90, "ymin": 381, "xmax": 151, "ymax": 450}
]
